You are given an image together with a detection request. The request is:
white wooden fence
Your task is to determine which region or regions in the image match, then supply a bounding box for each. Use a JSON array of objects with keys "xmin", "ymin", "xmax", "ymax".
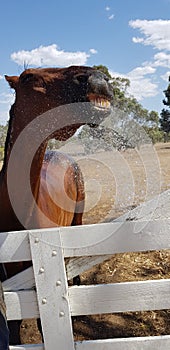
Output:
[
  {"xmin": 1, "ymin": 189, "xmax": 170, "ymax": 349},
  {"xmin": 1, "ymin": 221, "xmax": 170, "ymax": 349}
]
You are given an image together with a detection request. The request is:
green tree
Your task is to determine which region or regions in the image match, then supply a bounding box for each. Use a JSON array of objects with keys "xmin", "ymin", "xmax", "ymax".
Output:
[
  {"xmin": 142, "ymin": 110, "xmax": 162, "ymax": 144},
  {"xmin": 147, "ymin": 111, "xmax": 159, "ymax": 127},
  {"xmin": 163, "ymin": 76, "xmax": 170, "ymax": 107},
  {"xmin": 160, "ymin": 109, "xmax": 170, "ymax": 142},
  {"xmin": 93, "ymin": 65, "xmax": 112, "ymax": 79},
  {"xmin": 0, "ymin": 124, "xmax": 7, "ymax": 148},
  {"xmin": 0, "ymin": 123, "xmax": 8, "ymax": 161},
  {"xmin": 160, "ymin": 77, "xmax": 170, "ymax": 142}
]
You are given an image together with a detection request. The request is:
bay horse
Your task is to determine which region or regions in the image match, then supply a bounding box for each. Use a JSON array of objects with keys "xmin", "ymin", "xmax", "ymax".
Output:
[{"xmin": 0, "ymin": 66, "xmax": 113, "ymax": 344}]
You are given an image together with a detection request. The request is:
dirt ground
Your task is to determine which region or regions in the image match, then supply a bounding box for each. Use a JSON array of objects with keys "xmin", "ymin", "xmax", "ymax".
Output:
[{"xmin": 11, "ymin": 142, "xmax": 170, "ymax": 343}]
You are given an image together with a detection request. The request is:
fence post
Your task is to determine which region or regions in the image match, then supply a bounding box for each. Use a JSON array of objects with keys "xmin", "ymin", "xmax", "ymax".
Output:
[{"xmin": 29, "ymin": 229, "xmax": 75, "ymax": 350}]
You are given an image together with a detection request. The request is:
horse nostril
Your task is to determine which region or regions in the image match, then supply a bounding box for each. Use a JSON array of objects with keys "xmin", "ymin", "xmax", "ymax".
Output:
[
  {"xmin": 88, "ymin": 73, "xmax": 113, "ymax": 98},
  {"xmin": 104, "ymin": 75, "xmax": 109, "ymax": 82}
]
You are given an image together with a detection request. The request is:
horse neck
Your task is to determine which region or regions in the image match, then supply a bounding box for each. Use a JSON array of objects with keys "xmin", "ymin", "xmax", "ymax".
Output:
[
  {"xmin": 0, "ymin": 108, "xmax": 49, "ymax": 230},
  {"xmin": 1, "ymin": 107, "xmax": 48, "ymax": 194}
]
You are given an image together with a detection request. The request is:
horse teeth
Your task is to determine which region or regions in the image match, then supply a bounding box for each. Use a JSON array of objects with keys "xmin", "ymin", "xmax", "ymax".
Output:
[{"xmin": 93, "ymin": 99, "xmax": 110, "ymax": 109}]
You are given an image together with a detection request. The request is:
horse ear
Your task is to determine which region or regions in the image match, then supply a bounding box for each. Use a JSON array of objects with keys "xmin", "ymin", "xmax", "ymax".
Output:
[{"xmin": 5, "ymin": 75, "xmax": 19, "ymax": 90}]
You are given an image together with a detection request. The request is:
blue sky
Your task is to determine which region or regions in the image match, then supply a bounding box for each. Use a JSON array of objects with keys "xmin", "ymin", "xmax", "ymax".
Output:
[{"xmin": 0, "ymin": 0, "xmax": 170, "ymax": 124}]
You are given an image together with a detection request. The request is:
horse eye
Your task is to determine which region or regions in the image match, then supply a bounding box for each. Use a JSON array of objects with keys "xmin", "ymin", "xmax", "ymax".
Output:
[
  {"xmin": 74, "ymin": 74, "xmax": 88, "ymax": 84},
  {"xmin": 21, "ymin": 73, "xmax": 34, "ymax": 84}
]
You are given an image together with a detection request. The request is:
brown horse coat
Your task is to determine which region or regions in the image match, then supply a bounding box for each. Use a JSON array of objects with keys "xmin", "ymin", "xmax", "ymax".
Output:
[
  {"xmin": 0, "ymin": 66, "xmax": 112, "ymax": 344},
  {"xmin": 1, "ymin": 66, "xmax": 112, "ymax": 233}
]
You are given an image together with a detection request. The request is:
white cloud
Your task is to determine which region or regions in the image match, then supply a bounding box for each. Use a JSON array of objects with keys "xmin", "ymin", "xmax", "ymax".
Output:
[
  {"xmin": 11, "ymin": 44, "xmax": 90, "ymax": 67},
  {"xmin": 127, "ymin": 78, "xmax": 158, "ymax": 100},
  {"xmin": 132, "ymin": 37, "xmax": 144, "ymax": 44},
  {"xmin": 108, "ymin": 14, "xmax": 114, "ymax": 20},
  {"xmin": 161, "ymin": 71, "xmax": 170, "ymax": 82},
  {"xmin": 0, "ymin": 92, "xmax": 14, "ymax": 105},
  {"xmin": 128, "ymin": 65, "xmax": 156, "ymax": 79},
  {"xmin": 129, "ymin": 19, "xmax": 170, "ymax": 51},
  {"xmin": 0, "ymin": 75, "xmax": 3, "ymax": 80},
  {"xmin": 105, "ymin": 6, "xmax": 110, "ymax": 11},
  {"xmin": 128, "ymin": 19, "xmax": 170, "ymax": 100},
  {"xmin": 153, "ymin": 52, "xmax": 170, "ymax": 68},
  {"xmin": 0, "ymin": 110, "xmax": 10, "ymax": 124},
  {"xmin": 109, "ymin": 64, "xmax": 158, "ymax": 101},
  {"xmin": 0, "ymin": 92, "xmax": 15, "ymax": 124},
  {"xmin": 89, "ymin": 48, "xmax": 98, "ymax": 54}
]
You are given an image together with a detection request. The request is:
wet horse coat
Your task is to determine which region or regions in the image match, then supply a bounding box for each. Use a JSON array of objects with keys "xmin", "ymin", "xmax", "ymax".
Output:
[
  {"xmin": 0, "ymin": 66, "xmax": 113, "ymax": 343},
  {"xmin": 1, "ymin": 66, "xmax": 112, "ymax": 232}
]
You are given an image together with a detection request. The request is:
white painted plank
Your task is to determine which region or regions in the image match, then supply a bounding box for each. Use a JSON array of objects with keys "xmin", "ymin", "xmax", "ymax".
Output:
[
  {"xmin": 69, "ymin": 279, "xmax": 170, "ymax": 316},
  {"xmin": 6, "ymin": 279, "xmax": 170, "ymax": 320},
  {"xmin": 75, "ymin": 335, "xmax": 170, "ymax": 350},
  {"xmin": 2, "ymin": 267, "xmax": 35, "ymax": 291},
  {"xmin": 25, "ymin": 220, "xmax": 170, "ymax": 260},
  {"xmin": 9, "ymin": 335, "xmax": 170, "ymax": 350},
  {"xmin": 66, "ymin": 189, "xmax": 170, "ymax": 277},
  {"xmin": 10, "ymin": 345, "xmax": 43, "ymax": 350},
  {"xmin": 60, "ymin": 220, "xmax": 170, "ymax": 257},
  {"xmin": 1, "ymin": 219, "xmax": 170, "ymax": 282},
  {"xmin": 0, "ymin": 230, "xmax": 31, "ymax": 262},
  {"xmin": 29, "ymin": 230, "xmax": 75, "ymax": 350},
  {"xmin": 66, "ymin": 255, "xmax": 112, "ymax": 280},
  {"xmin": 1, "ymin": 219, "xmax": 170, "ymax": 262},
  {"xmin": 4, "ymin": 291, "xmax": 39, "ymax": 320},
  {"xmin": 115, "ymin": 188, "xmax": 170, "ymax": 222}
]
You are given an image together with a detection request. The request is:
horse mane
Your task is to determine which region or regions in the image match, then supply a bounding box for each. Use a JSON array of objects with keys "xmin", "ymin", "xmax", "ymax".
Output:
[{"xmin": 1, "ymin": 104, "xmax": 15, "ymax": 173}]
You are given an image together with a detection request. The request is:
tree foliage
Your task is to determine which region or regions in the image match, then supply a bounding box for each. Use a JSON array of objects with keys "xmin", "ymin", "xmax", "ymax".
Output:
[
  {"xmin": 0, "ymin": 124, "xmax": 7, "ymax": 148},
  {"xmin": 0, "ymin": 124, "xmax": 8, "ymax": 160},
  {"xmin": 162, "ymin": 77, "xmax": 170, "ymax": 107},
  {"xmin": 160, "ymin": 78, "xmax": 170, "ymax": 141},
  {"xmin": 160, "ymin": 109, "xmax": 170, "ymax": 142}
]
